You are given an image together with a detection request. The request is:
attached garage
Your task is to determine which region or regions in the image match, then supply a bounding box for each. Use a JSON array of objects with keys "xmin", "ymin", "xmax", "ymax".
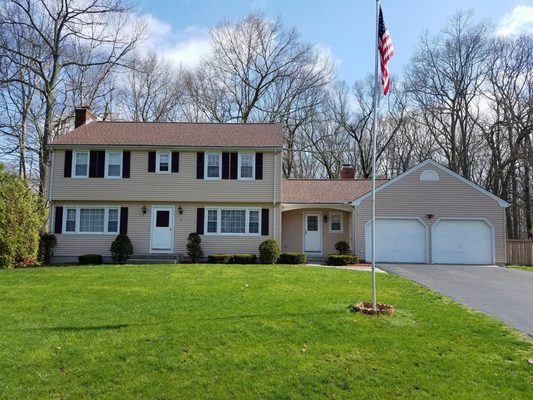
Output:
[
  {"xmin": 432, "ymin": 219, "xmax": 494, "ymax": 264},
  {"xmin": 365, "ymin": 218, "xmax": 426, "ymax": 263},
  {"xmin": 352, "ymin": 160, "xmax": 509, "ymax": 265}
]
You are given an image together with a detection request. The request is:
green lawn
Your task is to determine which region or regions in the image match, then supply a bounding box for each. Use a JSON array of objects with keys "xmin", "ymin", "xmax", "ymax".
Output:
[
  {"xmin": 507, "ymin": 265, "xmax": 533, "ymax": 272},
  {"xmin": 0, "ymin": 264, "xmax": 531, "ymax": 399}
]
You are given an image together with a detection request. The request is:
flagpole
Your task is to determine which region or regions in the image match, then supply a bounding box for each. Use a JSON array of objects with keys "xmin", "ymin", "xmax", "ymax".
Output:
[{"xmin": 371, "ymin": 0, "xmax": 380, "ymax": 311}]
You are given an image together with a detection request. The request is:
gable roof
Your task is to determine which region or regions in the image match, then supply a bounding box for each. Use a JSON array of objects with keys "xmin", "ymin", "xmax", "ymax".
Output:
[
  {"xmin": 351, "ymin": 159, "xmax": 510, "ymax": 208},
  {"xmin": 49, "ymin": 121, "xmax": 283, "ymax": 149},
  {"xmin": 282, "ymin": 178, "xmax": 388, "ymax": 204}
]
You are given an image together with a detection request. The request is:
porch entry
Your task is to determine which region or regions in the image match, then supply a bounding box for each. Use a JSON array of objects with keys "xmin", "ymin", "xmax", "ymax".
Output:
[
  {"xmin": 150, "ymin": 206, "xmax": 174, "ymax": 253},
  {"xmin": 303, "ymin": 212, "xmax": 322, "ymax": 253}
]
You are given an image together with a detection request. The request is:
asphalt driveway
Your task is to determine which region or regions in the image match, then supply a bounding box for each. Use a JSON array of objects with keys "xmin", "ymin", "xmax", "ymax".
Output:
[{"xmin": 380, "ymin": 264, "xmax": 533, "ymax": 336}]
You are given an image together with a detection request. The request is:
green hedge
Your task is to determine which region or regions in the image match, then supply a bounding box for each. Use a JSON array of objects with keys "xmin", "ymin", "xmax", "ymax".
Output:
[
  {"xmin": 259, "ymin": 239, "xmax": 280, "ymax": 264},
  {"xmin": 208, "ymin": 254, "xmax": 233, "ymax": 264},
  {"xmin": 78, "ymin": 254, "xmax": 103, "ymax": 265},
  {"xmin": 327, "ymin": 255, "xmax": 359, "ymax": 266},
  {"xmin": 207, "ymin": 254, "xmax": 257, "ymax": 264},
  {"xmin": 278, "ymin": 252, "xmax": 307, "ymax": 264},
  {"xmin": 231, "ymin": 254, "xmax": 257, "ymax": 264}
]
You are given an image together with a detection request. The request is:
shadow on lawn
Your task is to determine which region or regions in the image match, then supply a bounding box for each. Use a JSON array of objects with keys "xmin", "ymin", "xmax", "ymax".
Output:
[{"xmin": 35, "ymin": 323, "xmax": 131, "ymax": 332}]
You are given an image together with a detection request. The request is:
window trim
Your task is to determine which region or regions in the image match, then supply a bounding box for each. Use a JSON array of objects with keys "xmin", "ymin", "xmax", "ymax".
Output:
[
  {"xmin": 237, "ymin": 152, "xmax": 256, "ymax": 181},
  {"xmin": 204, "ymin": 152, "xmax": 222, "ymax": 180},
  {"xmin": 105, "ymin": 150, "xmax": 123, "ymax": 179},
  {"xmin": 156, "ymin": 151, "xmax": 171, "ymax": 174},
  {"xmin": 62, "ymin": 206, "xmax": 121, "ymax": 235},
  {"xmin": 204, "ymin": 207, "xmax": 261, "ymax": 236},
  {"xmin": 329, "ymin": 212, "xmax": 344, "ymax": 233},
  {"xmin": 72, "ymin": 150, "xmax": 89, "ymax": 178}
]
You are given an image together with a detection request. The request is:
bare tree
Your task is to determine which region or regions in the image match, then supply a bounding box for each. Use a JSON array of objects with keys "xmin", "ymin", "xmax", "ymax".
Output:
[
  {"xmin": 405, "ymin": 11, "xmax": 490, "ymax": 180},
  {"xmin": 118, "ymin": 52, "xmax": 185, "ymax": 121},
  {"xmin": 0, "ymin": 0, "xmax": 144, "ymax": 196}
]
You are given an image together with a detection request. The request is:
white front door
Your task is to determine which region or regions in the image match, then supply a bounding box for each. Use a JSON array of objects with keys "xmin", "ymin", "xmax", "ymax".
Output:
[
  {"xmin": 151, "ymin": 206, "xmax": 174, "ymax": 252},
  {"xmin": 304, "ymin": 213, "xmax": 322, "ymax": 253}
]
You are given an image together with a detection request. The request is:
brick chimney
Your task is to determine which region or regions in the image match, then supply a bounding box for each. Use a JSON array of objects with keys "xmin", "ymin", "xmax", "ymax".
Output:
[
  {"xmin": 340, "ymin": 164, "xmax": 355, "ymax": 180},
  {"xmin": 74, "ymin": 107, "xmax": 97, "ymax": 129}
]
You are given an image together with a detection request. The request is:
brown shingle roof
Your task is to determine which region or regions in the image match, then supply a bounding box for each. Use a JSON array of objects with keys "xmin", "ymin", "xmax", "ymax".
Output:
[
  {"xmin": 50, "ymin": 121, "xmax": 283, "ymax": 148},
  {"xmin": 282, "ymin": 179, "xmax": 388, "ymax": 204}
]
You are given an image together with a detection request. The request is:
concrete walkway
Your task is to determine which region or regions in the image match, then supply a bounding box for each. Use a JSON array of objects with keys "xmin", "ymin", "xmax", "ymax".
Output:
[{"xmin": 380, "ymin": 264, "xmax": 533, "ymax": 336}]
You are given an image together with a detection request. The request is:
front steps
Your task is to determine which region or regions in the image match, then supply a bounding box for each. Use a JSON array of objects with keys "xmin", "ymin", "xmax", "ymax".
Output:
[{"xmin": 127, "ymin": 254, "xmax": 181, "ymax": 265}]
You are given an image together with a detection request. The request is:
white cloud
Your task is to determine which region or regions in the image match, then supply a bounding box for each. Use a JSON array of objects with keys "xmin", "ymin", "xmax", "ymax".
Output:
[
  {"xmin": 137, "ymin": 14, "xmax": 211, "ymax": 68},
  {"xmin": 496, "ymin": 5, "xmax": 533, "ymax": 36}
]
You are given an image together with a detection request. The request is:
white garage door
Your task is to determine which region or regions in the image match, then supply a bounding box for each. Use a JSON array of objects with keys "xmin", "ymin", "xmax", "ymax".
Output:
[
  {"xmin": 365, "ymin": 219, "xmax": 426, "ymax": 263},
  {"xmin": 432, "ymin": 219, "xmax": 493, "ymax": 264}
]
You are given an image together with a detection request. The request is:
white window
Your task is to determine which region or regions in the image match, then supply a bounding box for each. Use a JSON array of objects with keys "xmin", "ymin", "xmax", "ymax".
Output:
[
  {"xmin": 63, "ymin": 207, "xmax": 120, "ymax": 234},
  {"xmin": 238, "ymin": 153, "xmax": 255, "ymax": 180},
  {"xmin": 330, "ymin": 212, "xmax": 343, "ymax": 233},
  {"xmin": 207, "ymin": 209, "xmax": 218, "ymax": 233},
  {"xmin": 107, "ymin": 208, "xmax": 119, "ymax": 233},
  {"xmin": 204, "ymin": 208, "xmax": 261, "ymax": 236},
  {"xmin": 205, "ymin": 152, "xmax": 221, "ymax": 179},
  {"xmin": 73, "ymin": 151, "xmax": 89, "ymax": 178},
  {"xmin": 65, "ymin": 208, "xmax": 77, "ymax": 232},
  {"xmin": 105, "ymin": 151, "xmax": 122, "ymax": 178},
  {"xmin": 157, "ymin": 152, "xmax": 170, "ymax": 173},
  {"xmin": 249, "ymin": 210, "xmax": 260, "ymax": 234}
]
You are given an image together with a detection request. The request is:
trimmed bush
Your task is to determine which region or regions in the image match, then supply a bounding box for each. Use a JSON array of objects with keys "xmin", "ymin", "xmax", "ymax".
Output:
[
  {"xmin": 78, "ymin": 254, "xmax": 103, "ymax": 265},
  {"xmin": 38, "ymin": 233, "xmax": 57, "ymax": 265},
  {"xmin": 110, "ymin": 234, "xmax": 133, "ymax": 264},
  {"xmin": 186, "ymin": 232, "xmax": 203, "ymax": 262},
  {"xmin": 334, "ymin": 241, "xmax": 351, "ymax": 255},
  {"xmin": 208, "ymin": 254, "xmax": 258, "ymax": 264},
  {"xmin": 208, "ymin": 254, "xmax": 233, "ymax": 264},
  {"xmin": 327, "ymin": 254, "xmax": 359, "ymax": 266},
  {"xmin": 231, "ymin": 254, "xmax": 257, "ymax": 264},
  {"xmin": 278, "ymin": 252, "xmax": 307, "ymax": 264},
  {"xmin": 259, "ymin": 239, "xmax": 280, "ymax": 264}
]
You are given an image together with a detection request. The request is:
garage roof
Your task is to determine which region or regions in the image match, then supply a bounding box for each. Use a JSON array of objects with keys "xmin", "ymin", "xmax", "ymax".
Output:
[
  {"xmin": 282, "ymin": 179, "xmax": 388, "ymax": 204},
  {"xmin": 351, "ymin": 159, "xmax": 510, "ymax": 207}
]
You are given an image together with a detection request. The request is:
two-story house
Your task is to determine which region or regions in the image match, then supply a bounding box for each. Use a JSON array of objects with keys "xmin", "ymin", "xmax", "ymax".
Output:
[{"xmin": 48, "ymin": 107, "xmax": 509, "ymax": 265}]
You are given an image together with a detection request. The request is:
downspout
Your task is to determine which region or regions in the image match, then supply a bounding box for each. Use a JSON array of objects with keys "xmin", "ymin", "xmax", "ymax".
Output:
[
  {"xmin": 47, "ymin": 150, "xmax": 55, "ymax": 232},
  {"xmin": 272, "ymin": 150, "xmax": 277, "ymax": 241}
]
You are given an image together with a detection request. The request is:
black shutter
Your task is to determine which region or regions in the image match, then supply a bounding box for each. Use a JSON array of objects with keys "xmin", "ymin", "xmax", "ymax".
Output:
[
  {"xmin": 120, "ymin": 207, "xmax": 128, "ymax": 234},
  {"xmin": 148, "ymin": 152, "xmax": 156, "ymax": 172},
  {"xmin": 171, "ymin": 152, "xmax": 179, "ymax": 173},
  {"xmin": 89, "ymin": 151, "xmax": 98, "ymax": 177},
  {"xmin": 122, "ymin": 151, "xmax": 131, "ymax": 178},
  {"xmin": 230, "ymin": 152, "xmax": 238, "ymax": 180},
  {"xmin": 54, "ymin": 206, "xmax": 63, "ymax": 234},
  {"xmin": 261, "ymin": 208, "xmax": 269, "ymax": 236},
  {"xmin": 64, "ymin": 151, "xmax": 72, "ymax": 178},
  {"xmin": 222, "ymin": 152, "xmax": 230, "ymax": 179},
  {"xmin": 196, "ymin": 208, "xmax": 205, "ymax": 234},
  {"xmin": 255, "ymin": 153, "xmax": 263, "ymax": 180},
  {"xmin": 196, "ymin": 152, "xmax": 205, "ymax": 179},
  {"xmin": 97, "ymin": 151, "xmax": 105, "ymax": 178}
]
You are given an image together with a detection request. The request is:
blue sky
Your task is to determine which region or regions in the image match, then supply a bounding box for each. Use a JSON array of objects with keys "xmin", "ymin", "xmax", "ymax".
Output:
[{"xmin": 135, "ymin": 0, "xmax": 533, "ymax": 83}]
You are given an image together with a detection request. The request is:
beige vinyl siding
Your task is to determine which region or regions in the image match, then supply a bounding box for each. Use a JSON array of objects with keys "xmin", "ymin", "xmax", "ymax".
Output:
[
  {"xmin": 281, "ymin": 209, "xmax": 351, "ymax": 255},
  {"xmin": 51, "ymin": 150, "xmax": 281, "ymax": 203},
  {"xmin": 52, "ymin": 201, "xmax": 281, "ymax": 261},
  {"xmin": 354, "ymin": 164, "xmax": 506, "ymax": 264}
]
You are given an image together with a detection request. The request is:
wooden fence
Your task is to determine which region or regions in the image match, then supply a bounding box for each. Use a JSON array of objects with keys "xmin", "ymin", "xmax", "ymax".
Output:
[{"xmin": 507, "ymin": 240, "xmax": 533, "ymax": 266}]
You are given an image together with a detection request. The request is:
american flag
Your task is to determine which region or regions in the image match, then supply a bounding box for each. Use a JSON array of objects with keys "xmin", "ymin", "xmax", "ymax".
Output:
[{"xmin": 378, "ymin": 6, "xmax": 394, "ymax": 95}]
